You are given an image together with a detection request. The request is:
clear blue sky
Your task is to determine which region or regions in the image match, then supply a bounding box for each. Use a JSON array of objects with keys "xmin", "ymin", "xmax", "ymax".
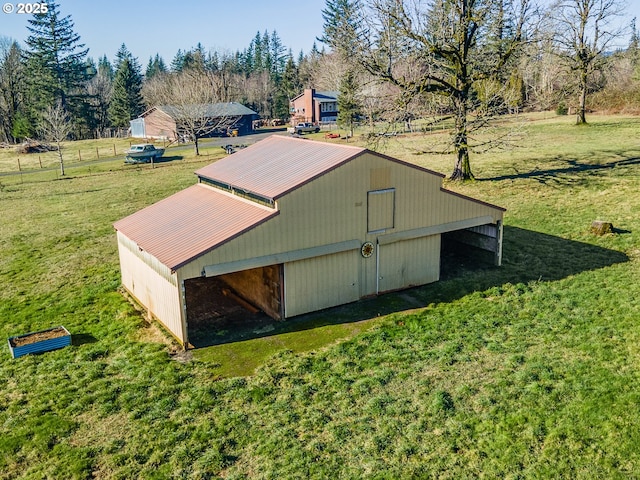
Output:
[
  {"xmin": 1, "ymin": 0, "xmax": 639, "ymax": 66},
  {"xmin": 0, "ymin": 0, "xmax": 327, "ymax": 64}
]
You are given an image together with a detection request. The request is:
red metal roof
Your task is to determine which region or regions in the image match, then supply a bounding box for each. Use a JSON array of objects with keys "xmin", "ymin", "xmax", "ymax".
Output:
[
  {"xmin": 195, "ymin": 135, "xmax": 367, "ymax": 200},
  {"xmin": 114, "ymin": 184, "xmax": 278, "ymax": 270}
]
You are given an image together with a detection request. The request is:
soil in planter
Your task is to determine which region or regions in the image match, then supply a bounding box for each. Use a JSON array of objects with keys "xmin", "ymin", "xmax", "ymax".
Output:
[{"xmin": 9, "ymin": 327, "xmax": 68, "ymax": 348}]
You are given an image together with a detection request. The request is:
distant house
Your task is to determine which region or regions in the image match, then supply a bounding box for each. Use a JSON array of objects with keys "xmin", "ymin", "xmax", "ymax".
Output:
[
  {"xmin": 290, "ymin": 89, "xmax": 338, "ymax": 125},
  {"xmin": 130, "ymin": 103, "xmax": 258, "ymax": 140}
]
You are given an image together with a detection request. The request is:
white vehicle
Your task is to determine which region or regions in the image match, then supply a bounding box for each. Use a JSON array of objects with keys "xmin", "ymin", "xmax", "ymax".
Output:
[
  {"xmin": 287, "ymin": 122, "xmax": 320, "ymax": 135},
  {"xmin": 124, "ymin": 144, "xmax": 164, "ymax": 163}
]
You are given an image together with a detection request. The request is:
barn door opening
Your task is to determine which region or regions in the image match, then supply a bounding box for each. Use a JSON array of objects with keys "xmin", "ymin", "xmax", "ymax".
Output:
[
  {"xmin": 183, "ymin": 264, "xmax": 283, "ymax": 346},
  {"xmin": 440, "ymin": 222, "xmax": 503, "ymax": 280}
]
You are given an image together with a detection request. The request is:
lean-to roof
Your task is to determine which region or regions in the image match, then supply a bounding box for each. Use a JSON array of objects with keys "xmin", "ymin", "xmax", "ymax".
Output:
[{"xmin": 113, "ymin": 184, "xmax": 277, "ymax": 270}]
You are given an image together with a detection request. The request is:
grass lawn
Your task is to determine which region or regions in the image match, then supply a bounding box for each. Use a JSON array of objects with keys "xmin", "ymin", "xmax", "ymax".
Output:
[{"xmin": 1, "ymin": 114, "xmax": 640, "ymax": 478}]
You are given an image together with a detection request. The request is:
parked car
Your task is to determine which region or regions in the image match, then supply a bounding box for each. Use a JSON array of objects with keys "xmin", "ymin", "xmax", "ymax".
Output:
[{"xmin": 287, "ymin": 122, "xmax": 320, "ymax": 135}]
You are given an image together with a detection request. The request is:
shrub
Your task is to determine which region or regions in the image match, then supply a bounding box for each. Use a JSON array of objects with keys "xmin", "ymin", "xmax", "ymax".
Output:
[{"xmin": 556, "ymin": 102, "xmax": 569, "ymax": 115}]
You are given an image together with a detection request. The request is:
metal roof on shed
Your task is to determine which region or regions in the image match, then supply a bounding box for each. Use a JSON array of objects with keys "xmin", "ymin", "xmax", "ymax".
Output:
[
  {"xmin": 195, "ymin": 135, "xmax": 368, "ymax": 200},
  {"xmin": 113, "ymin": 184, "xmax": 277, "ymax": 270},
  {"xmin": 157, "ymin": 102, "xmax": 257, "ymax": 119}
]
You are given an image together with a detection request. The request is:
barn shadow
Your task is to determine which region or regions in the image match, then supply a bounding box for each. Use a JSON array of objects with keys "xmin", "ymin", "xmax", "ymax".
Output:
[{"xmin": 187, "ymin": 226, "xmax": 629, "ymax": 348}]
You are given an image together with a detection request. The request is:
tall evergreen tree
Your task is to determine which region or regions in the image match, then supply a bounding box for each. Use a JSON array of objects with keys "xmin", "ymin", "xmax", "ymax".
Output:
[
  {"xmin": 171, "ymin": 49, "xmax": 185, "ymax": 72},
  {"xmin": 337, "ymin": 70, "xmax": 361, "ymax": 137},
  {"xmin": 108, "ymin": 45, "xmax": 144, "ymax": 127},
  {"xmin": 281, "ymin": 52, "xmax": 302, "ymax": 99},
  {"xmin": 270, "ymin": 31, "xmax": 287, "ymax": 78},
  {"xmin": 253, "ymin": 31, "xmax": 266, "ymax": 71},
  {"xmin": 0, "ymin": 39, "xmax": 26, "ymax": 142},
  {"xmin": 182, "ymin": 44, "xmax": 207, "ymax": 72},
  {"xmin": 97, "ymin": 55, "xmax": 114, "ymax": 80},
  {"xmin": 318, "ymin": 0, "xmax": 364, "ymax": 59},
  {"xmin": 145, "ymin": 53, "xmax": 167, "ymax": 79},
  {"xmin": 23, "ymin": 1, "xmax": 90, "ymax": 123}
]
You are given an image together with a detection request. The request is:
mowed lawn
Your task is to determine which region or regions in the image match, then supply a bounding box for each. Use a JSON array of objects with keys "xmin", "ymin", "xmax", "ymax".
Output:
[{"xmin": 1, "ymin": 114, "xmax": 639, "ymax": 478}]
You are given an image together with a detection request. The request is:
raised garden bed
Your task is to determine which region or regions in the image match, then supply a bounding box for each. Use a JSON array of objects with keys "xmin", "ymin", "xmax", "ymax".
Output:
[{"xmin": 8, "ymin": 326, "xmax": 71, "ymax": 358}]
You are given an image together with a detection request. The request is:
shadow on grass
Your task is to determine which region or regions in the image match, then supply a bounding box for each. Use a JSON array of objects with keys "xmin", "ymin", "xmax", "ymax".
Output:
[
  {"xmin": 479, "ymin": 153, "xmax": 640, "ymax": 184},
  {"xmin": 71, "ymin": 333, "xmax": 98, "ymax": 346},
  {"xmin": 153, "ymin": 155, "xmax": 183, "ymax": 164},
  {"xmin": 188, "ymin": 226, "xmax": 628, "ymax": 349}
]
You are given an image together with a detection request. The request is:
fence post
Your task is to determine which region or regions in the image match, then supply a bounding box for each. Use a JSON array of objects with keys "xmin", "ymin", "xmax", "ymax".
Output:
[
  {"xmin": 113, "ymin": 144, "xmax": 116, "ymax": 156},
  {"xmin": 96, "ymin": 147, "xmax": 99, "ymax": 159},
  {"xmin": 17, "ymin": 158, "xmax": 21, "ymax": 171},
  {"xmin": 39, "ymin": 156, "xmax": 42, "ymax": 168},
  {"xmin": 78, "ymin": 149, "xmax": 82, "ymax": 162}
]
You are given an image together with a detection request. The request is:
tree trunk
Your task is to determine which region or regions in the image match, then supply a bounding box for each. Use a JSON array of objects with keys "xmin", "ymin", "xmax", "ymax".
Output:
[
  {"xmin": 57, "ymin": 140, "xmax": 65, "ymax": 176},
  {"xmin": 451, "ymin": 146, "xmax": 473, "ymax": 181},
  {"xmin": 577, "ymin": 70, "xmax": 588, "ymax": 124},
  {"xmin": 450, "ymin": 96, "xmax": 474, "ymax": 181},
  {"xmin": 194, "ymin": 135, "xmax": 200, "ymax": 156}
]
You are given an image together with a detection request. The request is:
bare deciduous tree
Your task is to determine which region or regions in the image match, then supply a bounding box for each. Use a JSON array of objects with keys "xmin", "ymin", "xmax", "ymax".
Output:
[
  {"xmin": 549, "ymin": 0, "xmax": 626, "ymax": 124},
  {"xmin": 324, "ymin": 0, "xmax": 535, "ymax": 180},
  {"xmin": 143, "ymin": 71, "xmax": 235, "ymax": 155},
  {"xmin": 39, "ymin": 102, "xmax": 72, "ymax": 176}
]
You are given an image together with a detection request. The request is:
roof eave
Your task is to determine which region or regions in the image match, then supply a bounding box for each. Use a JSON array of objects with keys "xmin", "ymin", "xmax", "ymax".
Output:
[{"xmin": 440, "ymin": 188, "xmax": 507, "ymax": 212}]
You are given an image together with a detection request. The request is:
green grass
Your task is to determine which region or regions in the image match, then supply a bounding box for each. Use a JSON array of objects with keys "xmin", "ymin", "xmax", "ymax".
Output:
[
  {"xmin": 0, "ymin": 137, "xmax": 140, "ymax": 173},
  {"xmin": 1, "ymin": 114, "xmax": 640, "ymax": 478}
]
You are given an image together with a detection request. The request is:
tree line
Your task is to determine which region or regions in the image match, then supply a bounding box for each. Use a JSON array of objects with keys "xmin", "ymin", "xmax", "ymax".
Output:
[
  {"xmin": 1, "ymin": 0, "xmax": 640, "ymax": 180},
  {"xmin": 0, "ymin": 1, "xmax": 321, "ymax": 144}
]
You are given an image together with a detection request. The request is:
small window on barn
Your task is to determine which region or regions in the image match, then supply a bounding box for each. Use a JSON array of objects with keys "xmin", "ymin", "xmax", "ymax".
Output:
[{"xmin": 367, "ymin": 188, "xmax": 395, "ymax": 233}]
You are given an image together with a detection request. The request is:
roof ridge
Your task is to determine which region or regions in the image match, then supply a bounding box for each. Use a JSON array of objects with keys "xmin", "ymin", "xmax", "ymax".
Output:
[{"xmin": 273, "ymin": 134, "xmax": 366, "ymax": 151}]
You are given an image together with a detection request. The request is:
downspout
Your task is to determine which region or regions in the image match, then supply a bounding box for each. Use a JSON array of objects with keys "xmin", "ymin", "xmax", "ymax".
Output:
[{"xmin": 376, "ymin": 239, "xmax": 380, "ymax": 295}]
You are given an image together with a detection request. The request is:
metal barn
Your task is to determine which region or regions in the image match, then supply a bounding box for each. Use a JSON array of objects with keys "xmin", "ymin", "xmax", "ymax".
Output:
[{"xmin": 114, "ymin": 135, "xmax": 505, "ymax": 346}]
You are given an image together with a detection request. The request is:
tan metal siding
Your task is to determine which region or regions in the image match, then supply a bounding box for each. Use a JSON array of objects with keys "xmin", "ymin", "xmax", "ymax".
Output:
[
  {"xmin": 378, "ymin": 235, "xmax": 440, "ymax": 293},
  {"xmin": 284, "ymin": 250, "xmax": 360, "ymax": 317},
  {"xmin": 117, "ymin": 232, "xmax": 185, "ymax": 344},
  {"xmin": 370, "ymin": 166, "xmax": 391, "ymax": 189},
  {"xmin": 117, "ymin": 233, "xmax": 177, "ymax": 285}
]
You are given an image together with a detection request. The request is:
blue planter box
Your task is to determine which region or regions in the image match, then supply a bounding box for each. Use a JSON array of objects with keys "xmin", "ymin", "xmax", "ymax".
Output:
[{"xmin": 8, "ymin": 326, "xmax": 71, "ymax": 358}]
